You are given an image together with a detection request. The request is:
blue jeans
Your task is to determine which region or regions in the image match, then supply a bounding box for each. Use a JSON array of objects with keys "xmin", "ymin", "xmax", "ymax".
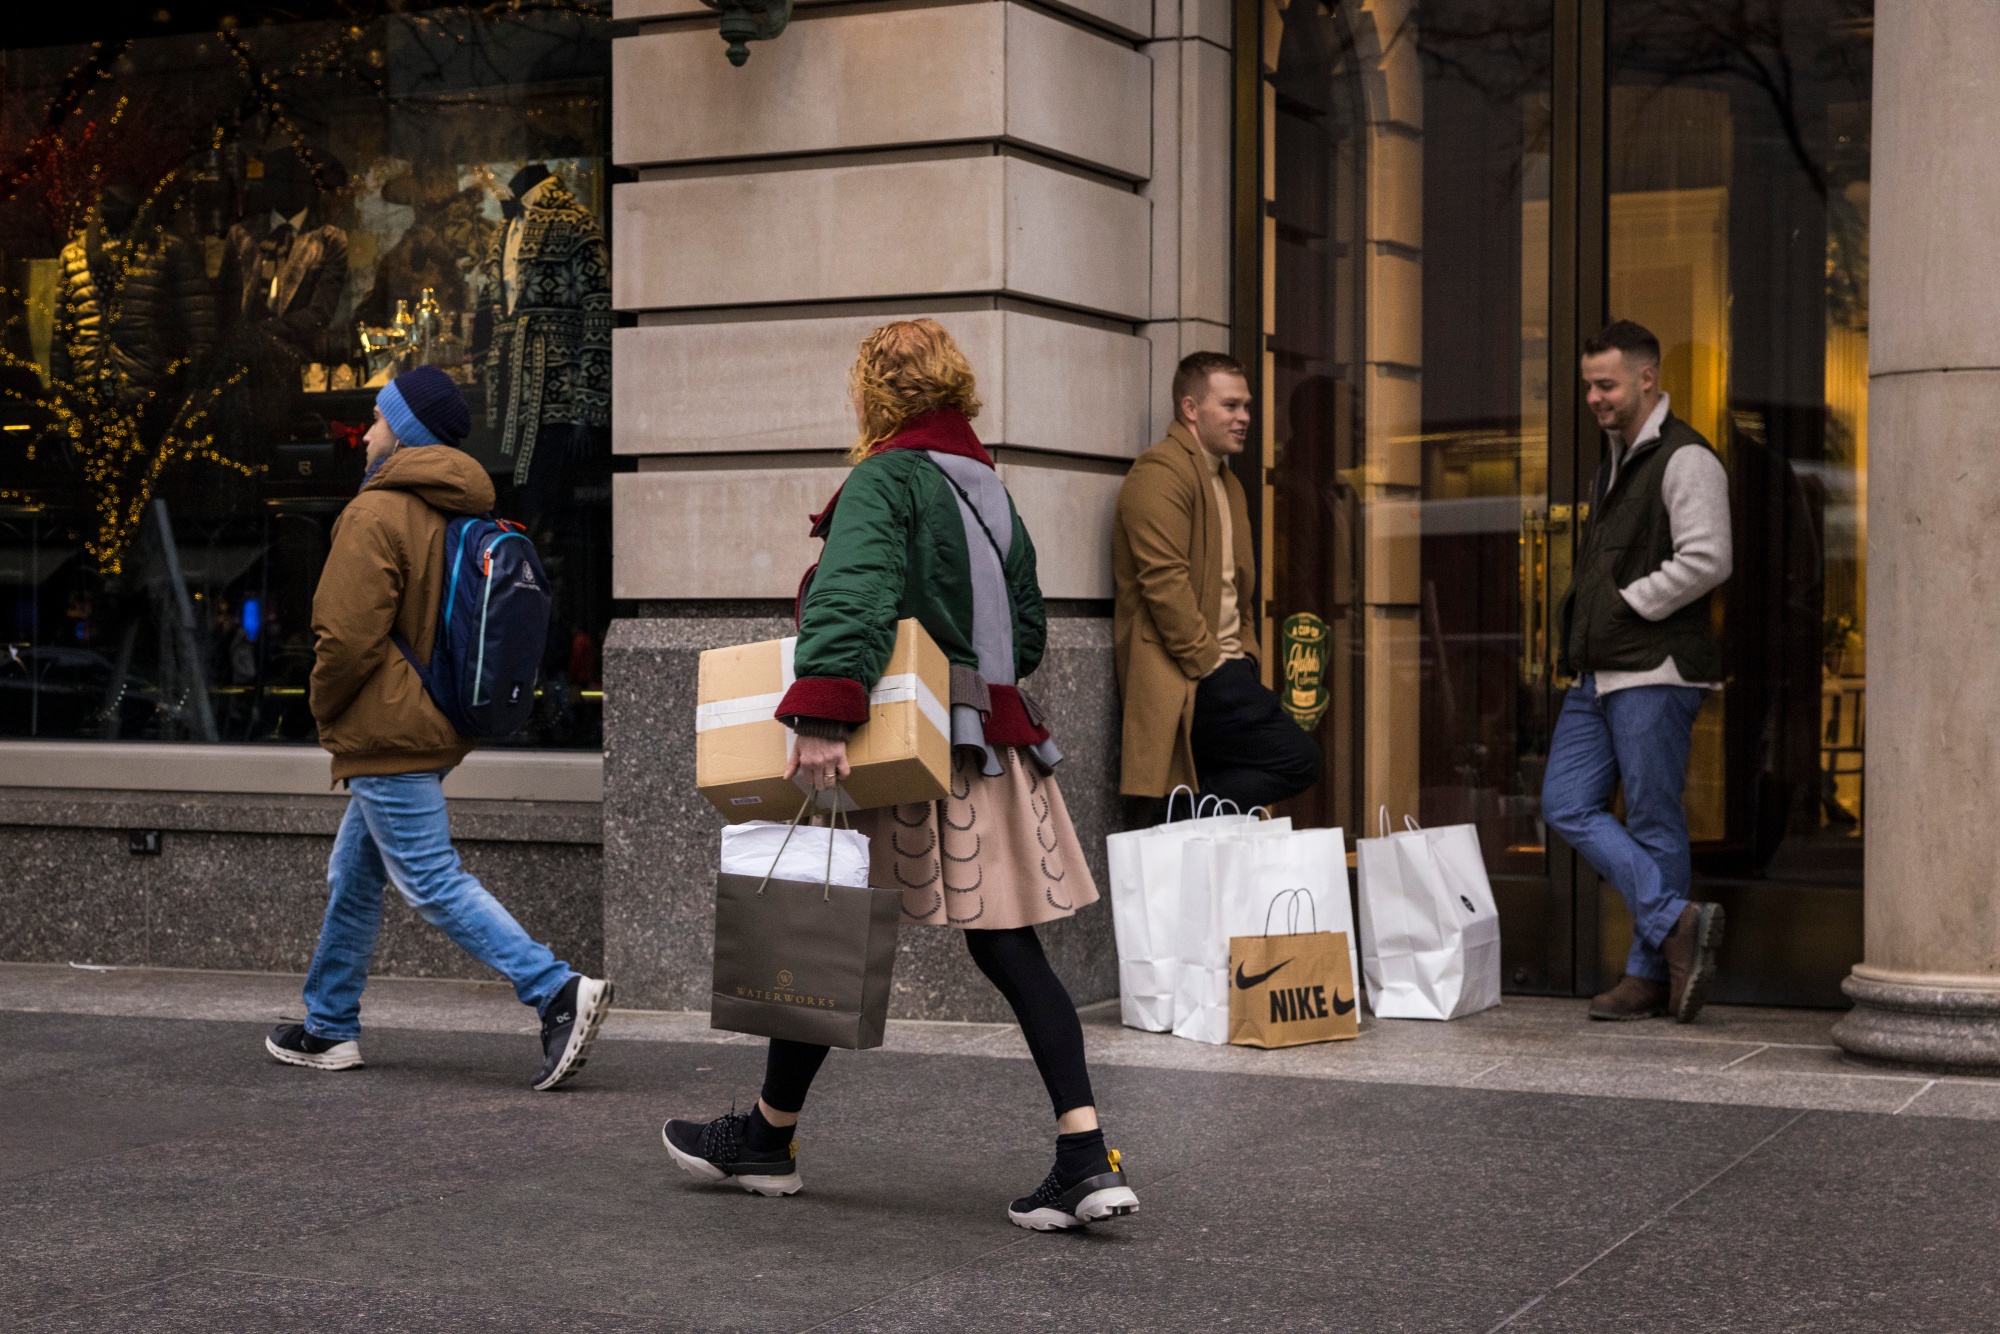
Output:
[
  {"xmin": 1541, "ymin": 676, "xmax": 1707, "ymax": 983},
  {"xmin": 303, "ymin": 770, "xmax": 573, "ymax": 1041}
]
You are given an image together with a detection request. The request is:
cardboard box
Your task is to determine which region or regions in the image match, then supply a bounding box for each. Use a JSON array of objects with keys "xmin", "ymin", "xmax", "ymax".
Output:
[{"xmin": 696, "ymin": 619, "xmax": 952, "ymax": 822}]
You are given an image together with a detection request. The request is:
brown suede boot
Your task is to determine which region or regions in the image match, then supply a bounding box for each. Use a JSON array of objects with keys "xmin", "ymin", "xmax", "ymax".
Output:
[
  {"xmin": 1664, "ymin": 901, "xmax": 1725, "ymax": 1023},
  {"xmin": 1588, "ymin": 974, "xmax": 1667, "ymax": 1021}
]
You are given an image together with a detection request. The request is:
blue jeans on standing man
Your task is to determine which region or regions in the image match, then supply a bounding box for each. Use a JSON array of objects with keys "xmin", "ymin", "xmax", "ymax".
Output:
[
  {"xmin": 303, "ymin": 769, "xmax": 573, "ymax": 1041},
  {"xmin": 1541, "ymin": 675, "xmax": 1707, "ymax": 984}
]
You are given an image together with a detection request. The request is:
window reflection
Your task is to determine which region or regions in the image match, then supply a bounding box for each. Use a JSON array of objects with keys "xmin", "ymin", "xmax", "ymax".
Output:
[
  {"xmin": 1609, "ymin": 0, "xmax": 1871, "ymax": 887},
  {"xmin": 0, "ymin": 5, "xmax": 619, "ymax": 747}
]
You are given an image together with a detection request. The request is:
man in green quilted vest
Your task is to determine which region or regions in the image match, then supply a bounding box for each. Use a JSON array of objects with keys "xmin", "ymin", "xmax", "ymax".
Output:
[{"xmin": 1543, "ymin": 321, "xmax": 1732, "ymax": 1023}]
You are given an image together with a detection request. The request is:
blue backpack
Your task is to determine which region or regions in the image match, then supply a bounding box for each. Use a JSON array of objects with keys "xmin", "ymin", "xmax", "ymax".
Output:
[{"xmin": 394, "ymin": 515, "xmax": 551, "ymax": 739}]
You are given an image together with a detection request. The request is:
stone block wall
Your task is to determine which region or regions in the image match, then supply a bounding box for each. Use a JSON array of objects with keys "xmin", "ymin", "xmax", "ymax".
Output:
[{"xmin": 0, "ymin": 791, "xmax": 603, "ymax": 981}]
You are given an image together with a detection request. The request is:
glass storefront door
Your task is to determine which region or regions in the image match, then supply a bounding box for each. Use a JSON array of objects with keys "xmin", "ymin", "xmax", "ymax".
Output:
[
  {"xmin": 1605, "ymin": 0, "xmax": 1872, "ymax": 1004},
  {"xmin": 1256, "ymin": 0, "xmax": 1871, "ymax": 1005}
]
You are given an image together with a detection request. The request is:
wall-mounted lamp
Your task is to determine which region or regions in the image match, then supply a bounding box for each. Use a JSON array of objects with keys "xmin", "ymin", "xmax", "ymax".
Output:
[{"xmin": 700, "ymin": 0, "xmax": 793, "ymax": 65}]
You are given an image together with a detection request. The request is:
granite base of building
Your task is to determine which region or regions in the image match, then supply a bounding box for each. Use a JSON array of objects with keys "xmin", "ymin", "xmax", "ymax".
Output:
[
  {"xmin": 0, "ymin": 789, "xmax": 603, "ymax": 982},
  {"xmin": 603, "ymin": 615, "xmax": 1122, "ymax": 1022},
  {"xmin": 1831, "ymin": 968, "xmax": 2000, "ymax": 1075}
]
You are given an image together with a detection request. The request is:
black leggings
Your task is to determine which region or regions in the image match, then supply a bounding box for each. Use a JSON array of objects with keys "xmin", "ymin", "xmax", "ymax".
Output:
[{"xmin": 760, "ymin": 925, "xmax": 1095, "ymax": 1117}]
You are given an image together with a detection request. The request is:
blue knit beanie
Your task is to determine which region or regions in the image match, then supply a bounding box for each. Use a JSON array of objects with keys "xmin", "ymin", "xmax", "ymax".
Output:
[{"xmin": 377, "ymin": 365, "xmax": 471, "ymax": 447}]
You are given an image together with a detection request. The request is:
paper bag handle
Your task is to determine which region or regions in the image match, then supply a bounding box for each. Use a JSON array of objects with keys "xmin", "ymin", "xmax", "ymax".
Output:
[
  {"xmin": 1375, "ymin": 806, "xmax": 1423, "ymax": 837},
  {"xmin": 755, "ymin": 790, "xmax": 850, "ymax": 902},
  {"xmin": 1262, "ymin": 887, "xmax": 1318, "ymax": 937},
  {"xmin": 1164, "ymin": 784, "xmax": 1198, "ymax": 824}
]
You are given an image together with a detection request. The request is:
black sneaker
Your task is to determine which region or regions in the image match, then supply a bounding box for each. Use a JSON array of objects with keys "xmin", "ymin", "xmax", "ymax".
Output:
[
  {"xmin": 264, "ymin": 1023, "xmax": 363, "ymax": 1071},
  {"xmin": 1007, "ymin": 1148, "xmax": 1139, "ymax": 1231},
  {"xmin": 533, "ymin": 975, "xmax": 614, "ymax": 1091},
  {"xmin": 661, "ymin": 1110, "xmax": 802, "ymax": 1197}
]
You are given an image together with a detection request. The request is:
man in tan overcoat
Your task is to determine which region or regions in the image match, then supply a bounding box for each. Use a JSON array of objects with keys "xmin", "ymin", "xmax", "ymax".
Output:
[{"xmin": 1112, "ymin": 352, "xmax": 1323, "ymax": 822}]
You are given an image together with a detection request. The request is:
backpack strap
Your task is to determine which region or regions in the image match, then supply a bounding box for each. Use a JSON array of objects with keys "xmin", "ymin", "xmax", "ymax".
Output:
[{"xmin": 391, "ymin": 631, "xmax": 435, "ymax": 689}]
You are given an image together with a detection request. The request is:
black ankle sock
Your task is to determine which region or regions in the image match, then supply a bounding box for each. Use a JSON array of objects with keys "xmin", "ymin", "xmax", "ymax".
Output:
[
  {"xmin": 1055, "ymin": 1128, "xmax": 1107, "ymax": 1183},
  {"xmin": 746, "ymin": 1105, "xmax": 793, "ymax": 1153}
]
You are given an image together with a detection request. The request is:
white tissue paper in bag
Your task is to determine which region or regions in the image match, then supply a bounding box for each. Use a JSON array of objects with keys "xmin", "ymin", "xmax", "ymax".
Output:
[{"xmin": 720, "ymin": 820, "xmax": 872, "ymax": 889}]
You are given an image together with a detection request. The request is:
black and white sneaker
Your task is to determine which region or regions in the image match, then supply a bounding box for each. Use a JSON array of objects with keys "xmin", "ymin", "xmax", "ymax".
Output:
[
  {"xmin": 661, "ymin": 1111, "xmax": 802, "ymax": 1197},
  {"xmin": 1007, "ymin": 1149, "xmax": 1139, "ymax": 1231},
  {"xmin": 265, "ymin": 1023, "xmax": 363, "ymax": 1071},
  {"xmin": 533, "ymin": 975, "xmax": 614, "ymax": 1091}
]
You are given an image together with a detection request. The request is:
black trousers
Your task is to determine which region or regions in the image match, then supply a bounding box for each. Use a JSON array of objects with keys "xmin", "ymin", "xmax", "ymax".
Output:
[
  {"xmin": 761, "ymin": 925, "xmax": 1094, "ymax": 1117},
  {"xmin": 1188, "ymin": 656, "xmax": 1324, "ymax": 811}
]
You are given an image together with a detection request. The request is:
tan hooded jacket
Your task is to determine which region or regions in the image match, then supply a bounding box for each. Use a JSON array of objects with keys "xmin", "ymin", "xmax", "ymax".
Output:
[
  {"xmin": 1111, "ymin": 422, "xmax": 1259, "ymax": 797},
  {"xmin": 310, "ymin": 445, "xmax": 496, "ymax": 781}
]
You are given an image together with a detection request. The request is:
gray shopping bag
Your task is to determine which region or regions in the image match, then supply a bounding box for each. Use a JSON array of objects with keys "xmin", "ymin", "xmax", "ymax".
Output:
[{"xmin": 709, "ymin": 796, "xmax": 902, "ymax": 1049}]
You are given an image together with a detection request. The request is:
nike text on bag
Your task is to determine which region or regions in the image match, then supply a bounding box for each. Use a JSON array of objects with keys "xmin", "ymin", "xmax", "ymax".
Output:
[
  {"xmin": 1173, "ymin": 824, "xmax": 1350, "ymax": 1044},
  {"xmin": 1354, "ymin": 812, "xmax": 1502, "ymax": 1021},
  {"xmin": 1228, "ymin": 889, "xmax": 1359, "ymax": 1048},
  {"xmin": 709, "ymin": 795, "xmax": 902, "ymax": 1050},
  {"xmin": 393, "ymin": 516, "xmax": 550, "ymax": 739},
  {"xmin": 1105, "ymin": 787, "xmax": 1291, "ymax": 1032}
]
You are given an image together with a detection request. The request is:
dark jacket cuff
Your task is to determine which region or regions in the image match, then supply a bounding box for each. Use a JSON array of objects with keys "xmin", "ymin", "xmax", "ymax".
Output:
[
  {"xmin": 776, "ymin": 676, "xmax": 870, "ymax": 726},
  {"xmin": 789, "ymin": 715, "xmax": 855, "ymax": 740}
]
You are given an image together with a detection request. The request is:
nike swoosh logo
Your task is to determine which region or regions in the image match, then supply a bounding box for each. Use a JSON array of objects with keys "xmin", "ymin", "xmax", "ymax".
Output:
[
  {"xmin": 1235, "ymin": 959, "xmax": 1291, "ymax": 990},
  {"xmin": 1331, "ymin": 989, "xmax": 1355, "ymax": 1015}
]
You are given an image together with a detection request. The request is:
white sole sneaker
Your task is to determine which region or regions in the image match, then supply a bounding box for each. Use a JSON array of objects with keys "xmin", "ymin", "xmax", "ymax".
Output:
[
  {"xmin": 533, "ymin": 976, "xmax": 613, "ymax": 1091},
  {"xmin": 1008, "ymin": 1180, "xmax": 1141, "ymax": 1231},
  {"xmin": 1075, "ymin": 1185, "xmax": 1140, "ymax": 1222},
  {"xmin": 265, "ymin": 1034, "xmax": 363, "ymax": 1071},
  {"xmin": 661, "ymin": 1124, "xmax": 803, "ymax": 1197}
]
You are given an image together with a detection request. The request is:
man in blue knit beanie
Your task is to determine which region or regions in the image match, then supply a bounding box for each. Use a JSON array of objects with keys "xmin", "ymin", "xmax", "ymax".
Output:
[{"xmin": 266, "ymin": 365, "xmax": 615, "ymax": 1090}]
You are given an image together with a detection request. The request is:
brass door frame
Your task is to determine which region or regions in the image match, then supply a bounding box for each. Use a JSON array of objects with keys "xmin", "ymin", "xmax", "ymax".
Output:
[{"xmin": 1548, "ymin": 0, "xmax": 1608, "ymax": 997}]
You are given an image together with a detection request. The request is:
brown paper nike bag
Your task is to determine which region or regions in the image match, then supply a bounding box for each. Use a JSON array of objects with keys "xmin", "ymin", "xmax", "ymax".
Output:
[{"xmin": 1227, "ymin": 929, "xmax": 1360, "ymax": 1048}]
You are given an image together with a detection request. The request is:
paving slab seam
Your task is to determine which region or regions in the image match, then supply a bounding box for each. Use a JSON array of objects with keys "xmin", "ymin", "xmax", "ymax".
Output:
[
  {"xmin": 1481, "ymin": 1109, "xmax": 1809, "ymax": 1333},
  {"xmin": 1890, "ymin": 1079, "xmax": 1938, "ymax": 1114},
  {"xmin": 1718, "ymin": 1043, "xmax": 1771, "ymax": 1068}
]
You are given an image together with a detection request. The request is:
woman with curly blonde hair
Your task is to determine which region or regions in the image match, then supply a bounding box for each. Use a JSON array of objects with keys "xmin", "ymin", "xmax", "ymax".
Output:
[{"xmin": 663, "ymin": 318, "xmax": 1139, "ymax": 1232}]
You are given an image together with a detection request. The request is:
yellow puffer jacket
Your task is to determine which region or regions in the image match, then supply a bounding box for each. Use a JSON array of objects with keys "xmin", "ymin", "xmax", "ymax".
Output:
[{"xmin": 309, "ymin": 446, "xmax": 495, "ymax": 781}]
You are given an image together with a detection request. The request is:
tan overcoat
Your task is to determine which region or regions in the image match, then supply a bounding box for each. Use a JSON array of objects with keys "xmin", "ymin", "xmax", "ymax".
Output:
[{"xmin": 1111, "ymin": 422, "xmax": 1259, "ymax": 797}]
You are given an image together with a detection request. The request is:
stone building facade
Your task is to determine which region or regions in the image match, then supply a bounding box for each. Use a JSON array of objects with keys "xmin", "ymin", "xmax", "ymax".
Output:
[{"xmin": 5, "ymin": 0, "xmax": 1999, "ymax": 1067}]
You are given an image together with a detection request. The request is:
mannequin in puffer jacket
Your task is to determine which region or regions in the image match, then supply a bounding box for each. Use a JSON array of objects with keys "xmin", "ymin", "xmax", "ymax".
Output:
[{"xmin": 51, "ymin": 185, "xmax": 216, "ymax": 409}]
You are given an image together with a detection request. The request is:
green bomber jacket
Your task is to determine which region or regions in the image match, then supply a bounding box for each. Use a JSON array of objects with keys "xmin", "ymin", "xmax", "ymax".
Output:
[{"xmin": 775, "ymin": 411, "xmax": 1046, "ymax": 724}]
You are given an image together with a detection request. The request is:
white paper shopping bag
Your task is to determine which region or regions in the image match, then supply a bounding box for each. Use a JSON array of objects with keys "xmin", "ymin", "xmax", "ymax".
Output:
[
  {"xmin": 1173, "ymin": 826, "xmax": 1351, "ymax": 1044},
  {"xmin": 1105, "ymin": 790, "xmax": 1282, "ymax": 1031},
  {"xmin": 1354, "ymin": 811, "xmax": 1501, "ymax": 1020}
]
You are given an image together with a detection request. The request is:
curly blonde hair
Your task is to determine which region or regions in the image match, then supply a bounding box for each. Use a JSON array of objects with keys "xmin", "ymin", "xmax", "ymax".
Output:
[{"xmin": 846, "ymin": 319, "xmax": 982, "ymax": 464}]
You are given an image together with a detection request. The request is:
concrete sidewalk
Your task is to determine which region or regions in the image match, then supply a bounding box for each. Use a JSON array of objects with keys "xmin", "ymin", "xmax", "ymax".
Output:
[
  {"xmin": 8, "ymin": 961, "xmax": 1997, "ymax": 1119},
  {"xmin": 6, "ymin": 965, "xmax": 1999, "ymax": 1332}
]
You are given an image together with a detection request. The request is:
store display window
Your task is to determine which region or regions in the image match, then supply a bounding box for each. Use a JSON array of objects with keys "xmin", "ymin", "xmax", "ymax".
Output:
[{"xmin": 0, "ymin": 3, "xmax": 621, "ymax": 747}]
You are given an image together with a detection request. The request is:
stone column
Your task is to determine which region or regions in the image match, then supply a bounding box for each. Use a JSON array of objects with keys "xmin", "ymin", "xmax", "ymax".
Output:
[{"xmin": 1831, "ymin": 0, "xmax": 2000, "ymax": 1070}]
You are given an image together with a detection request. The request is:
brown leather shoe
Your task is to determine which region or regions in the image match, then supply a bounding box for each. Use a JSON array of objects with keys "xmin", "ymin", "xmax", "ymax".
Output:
[
  {"xmin": 1588, "ymin": 974, "xmax": 1668, "ymax": 1021},
  {"xmin": 1663, "ymin": 901, "xmax": 1725, "ymax": 1023}
]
